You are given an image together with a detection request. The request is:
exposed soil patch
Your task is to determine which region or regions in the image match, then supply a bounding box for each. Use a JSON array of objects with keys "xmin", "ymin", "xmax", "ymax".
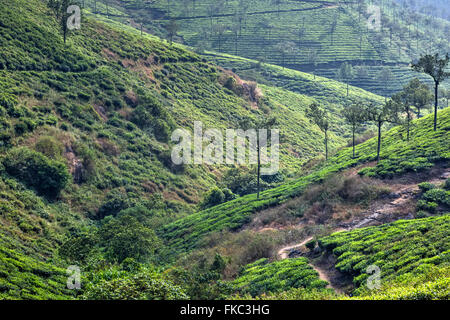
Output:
[
  {"xmin": 339, "ymin": 164, "xmax": 450, "ymax": 230},
  {"xmin": 272, "ymin": 164, "xmax": 449, "ymax": 295},
  {"xmin": 308, "ymin": 253, "xmax": 354, "ymax": 294}
]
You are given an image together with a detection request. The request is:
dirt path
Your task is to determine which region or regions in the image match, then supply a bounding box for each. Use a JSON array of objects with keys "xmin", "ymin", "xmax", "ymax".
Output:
[
  {"xmin": 278, "ymin": 235, "xmax": 347, "ymax": 293},
  {"xmin": 340, "ymin": 167, "xmax": 450, "ymax": 230},
  {"xmin": 276, "ymin": 166, "xmax": 450, "ymax": 295},
  {"xmin": 278, "ymin": 237, "xmax": 313, "ymax": 259}
]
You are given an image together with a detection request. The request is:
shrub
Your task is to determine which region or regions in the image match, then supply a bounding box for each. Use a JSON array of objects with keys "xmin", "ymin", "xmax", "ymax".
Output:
[
  {"xmin": 82, "ymin": 272, "xmax": 188, "ymax": 300},
  {"xmin": 416, "ymin": 200, "xmax": 438, "ymax": 213},
  {"xmin": 98, "ymin": 215, "xmax": 162, "ymax": 263},
  {"xmin": 35, "ymin": 136, "xmax": 64, "ymax": 159},
  {"xmin": 444, "ymin": 179, "xmax": 450, "ymax": 191},
  {"xmin": 121, "ymin": 258, "xmax": 143, "ymax": 273},
  {"xmin": 59, "ymin": 232, "xmax": 97, "ymax": 262},
  {"xmin": 3, "ymin": 147, "xmax": 70, "ymax": 198},
  {"xmin": 201, "ymin": 188, "xmax": 225, "ymax": 209},
  {"xmin": 423, "ymin": 189, "xmax": 447, "ymax": 204},
  {"xmin": 96, "ymin": 189, "xmax": 131, "ymax": 220},
  {"xmin": 415, "ymin": 211, "xmax": 429, "ymax": 219},
  {"xmin": 130, "ymin": 94, "xmax": 174, "ymax": 142},
  {"xmin": 222, "ymin": 188, "xmax": 237, "ymax": 202},
  {"xmin": 418, "ymin": 182, "xmax": 435, "ymax": 193},
  {"xmin": 305, "ymin": 240, "xmax": 317, "ymax": 251}
]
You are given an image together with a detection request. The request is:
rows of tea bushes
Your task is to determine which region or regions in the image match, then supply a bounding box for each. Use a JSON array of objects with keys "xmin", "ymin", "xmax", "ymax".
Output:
[
  {"xmin": 318, "ymin": 214, "xmax": 450, "ymax": 295},
  {"xmin": 0, "ymin": 0, "xmax": 373, "ymax": 299},
  {"xmin": 240, "ymin": 264, "xmax": 450, "ymax": 300},
  {"xmin": 352, "ymin": 264, "xmax": 450, "ymax": 300},
  {"xmin": 161, "ymin": 108, "xmax": 450, "ymax": 253},
  {"xmin": 232, "ymin": 257, "xmax": 328, "ymax": 297},
  {"xmin": 0, "ymin": 238, "xmax": 72, "ymax": 300}
]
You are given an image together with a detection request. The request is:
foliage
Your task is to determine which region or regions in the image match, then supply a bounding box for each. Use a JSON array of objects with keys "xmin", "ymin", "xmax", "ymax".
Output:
[
  {"xmin": 318, "ymin": 215, "xmax": 450, "ymax": 296},
  {"xmin": 232, "ymin": 258, "xmax": 327, "ymax": 297},
  {"xmin": 82, "ymin": 269, "xmax": 188, "ymax": 300},
  {"xmin": 162, "ymin": 108, "xmax": 450, "ymax": 253},
  {"xmin": 98, "ymin": 214, "xmax": 162, "ymax": 263},
  {"xmin": 2, "ymin": 147, "xmax": 70, "ymax": 199}
]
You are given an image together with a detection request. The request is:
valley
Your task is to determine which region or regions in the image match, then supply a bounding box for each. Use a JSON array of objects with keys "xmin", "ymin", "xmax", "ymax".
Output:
[{"xmin": 0, "ymin": 0, "xmax": 449, "ymax": 302}]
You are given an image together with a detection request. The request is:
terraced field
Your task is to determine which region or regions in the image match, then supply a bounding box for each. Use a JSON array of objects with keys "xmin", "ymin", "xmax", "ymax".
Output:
[{"xmin": 91, "ymin": 0, "xmax": 450, "ymax": 96}]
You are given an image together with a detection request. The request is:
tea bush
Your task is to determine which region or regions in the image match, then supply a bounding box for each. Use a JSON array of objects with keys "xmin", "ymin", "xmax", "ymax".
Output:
[
  {"xmin": 2, "ymin": 147, "xmax": 70, "ymax": 199},
  {"xmin": 232, "ymin": 258, "xmax": 327, "ymax": 297},
  {"xmin": 318, "ymin": 215, "xmax": 450, "ymax": 296}
]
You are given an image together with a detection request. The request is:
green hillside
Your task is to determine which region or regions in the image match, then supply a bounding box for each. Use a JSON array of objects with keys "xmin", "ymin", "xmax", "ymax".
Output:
[
  {"xmin": 319, "ymin": 214, "xmax": 450, "ymax": 296},
  {"xmin": 0, "ymin": 0, "xmax": 390, "ymax": 299},
  {"xmin": 91, "ymin": 0, "xmax": 450, "ymax": 97},
  {"xmin": 233, "ymin": 215, "xmax": 450, "ymax": 300},
  {"xmin": 0, "ymin": 0, "xmax": 449, "ymax": 302},
  {"xmin": 161, "ymin": 108, "xmax": 450, "ymax": 253}
]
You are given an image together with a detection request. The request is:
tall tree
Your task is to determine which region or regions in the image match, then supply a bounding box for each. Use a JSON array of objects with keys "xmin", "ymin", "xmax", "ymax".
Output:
[
  {"xmin": 47, "ymin": 0, "xmax": 79, "ymax": 44},
  {"xmin": 412, "ymin": 53, "xmax": 450, "ymax": 131},
  {"xmin": 365, "ymin": 101, "xmax": 400, "ymax": 163},
  {"xmin": 306, "ymin": 102, "xmax": 330, "ymax": 160},
  {"xmin": 307, "ymin": 49, "xmax": 319, "ymax": 79},
  {"xmin": 213, "ymin": 24, "xmax": 226, "ymax": 52},
  {"xmin": 166, "ymin": 19, "xmax": 178, "ymax": 45},
  {"xmin": 275, "ymin": 41, "xmax": 295, "ymax": 69},
  {"xmin": 337, "ymin": 62, "xmax": 354, "ymax": 97},
  {"xmin": 239, "ymin": 115, "xmax": 277, "ymax": 200},
  {"xmin": 378, "ymin": 67, "xmax": 394, "ymax": 102},
  {"xmin": 391, "ymin": 91, "xmax": 414, "ymax": 141},
  {"xmin": 403, "ymin": 78, "xmax": 433, "ymax": 118},
  {"xmin": 255, "ymin": 117, "xmax": 277, "ymax": 200},
  {"xmin": 342, "ymin": 101, "xmax": 366, "ymax": 158}
]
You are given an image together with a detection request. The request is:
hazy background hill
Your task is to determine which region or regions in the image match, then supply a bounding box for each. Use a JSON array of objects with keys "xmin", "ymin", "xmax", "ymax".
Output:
[
  {"xmin": 87, "ymin": 0, "xmax": 450, "ymax": 98},
  {"xmin": 394, "ymin": 0, "xmax": 450, "ymax": 20}
]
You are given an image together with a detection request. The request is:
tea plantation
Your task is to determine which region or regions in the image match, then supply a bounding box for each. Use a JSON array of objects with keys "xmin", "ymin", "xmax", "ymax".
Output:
[
  {"xmin": 318, "ymin": 215, "xmax": 450, "ymax": 296},
  {"xmin": 232, "ymin": 258, "xmax": 328, "ymax": 297},
  {"xmin": 161, "ymin": 108, "xmax": 450, "ymax": 253}
]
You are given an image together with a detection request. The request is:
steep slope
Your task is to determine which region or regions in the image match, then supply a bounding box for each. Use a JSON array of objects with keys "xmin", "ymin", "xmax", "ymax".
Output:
[
  {"xmin": 94, "ymin": 0, "xmax": 450, "ymax": 96},
  {"xmin": 161, "ymin": 108, "xmax": 450, "ymax": 254},
  {"xmin": 0, "ymin": 0, "xmax": 388, "ymax": 299}
]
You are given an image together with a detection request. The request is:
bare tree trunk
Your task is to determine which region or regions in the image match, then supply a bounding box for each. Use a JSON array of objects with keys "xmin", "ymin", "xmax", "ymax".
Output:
[
  {"xmin": 257, "ymin": 138, "xmax": 261, "ymax": 199},
  {"xmin": 352, "ymin": 127, "xmax": 356, "ymax": 159},
  {"xmin": 407, "ymin": 106, "xmax": 411, "ymax": 141},
  {"xmin": 377, "ymin": 121, "xmax": 382, "ymax": 163},
  {"xmin": 434, "ymin": 82, "xmax": 439, "ymax": 131}
]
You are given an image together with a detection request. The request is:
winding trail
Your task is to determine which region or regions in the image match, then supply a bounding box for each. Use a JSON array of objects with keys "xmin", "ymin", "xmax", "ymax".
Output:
[
  {"xmin": 278, "ymin": 235, "xmax": 346, "ymax": 293},
  {"xmin": 278, "ymin": 237, "xmax": 313, "ymax": 260},
  {"xmin": 276, "ymin": 166, "xmax": 450, "ymax": 295}
]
